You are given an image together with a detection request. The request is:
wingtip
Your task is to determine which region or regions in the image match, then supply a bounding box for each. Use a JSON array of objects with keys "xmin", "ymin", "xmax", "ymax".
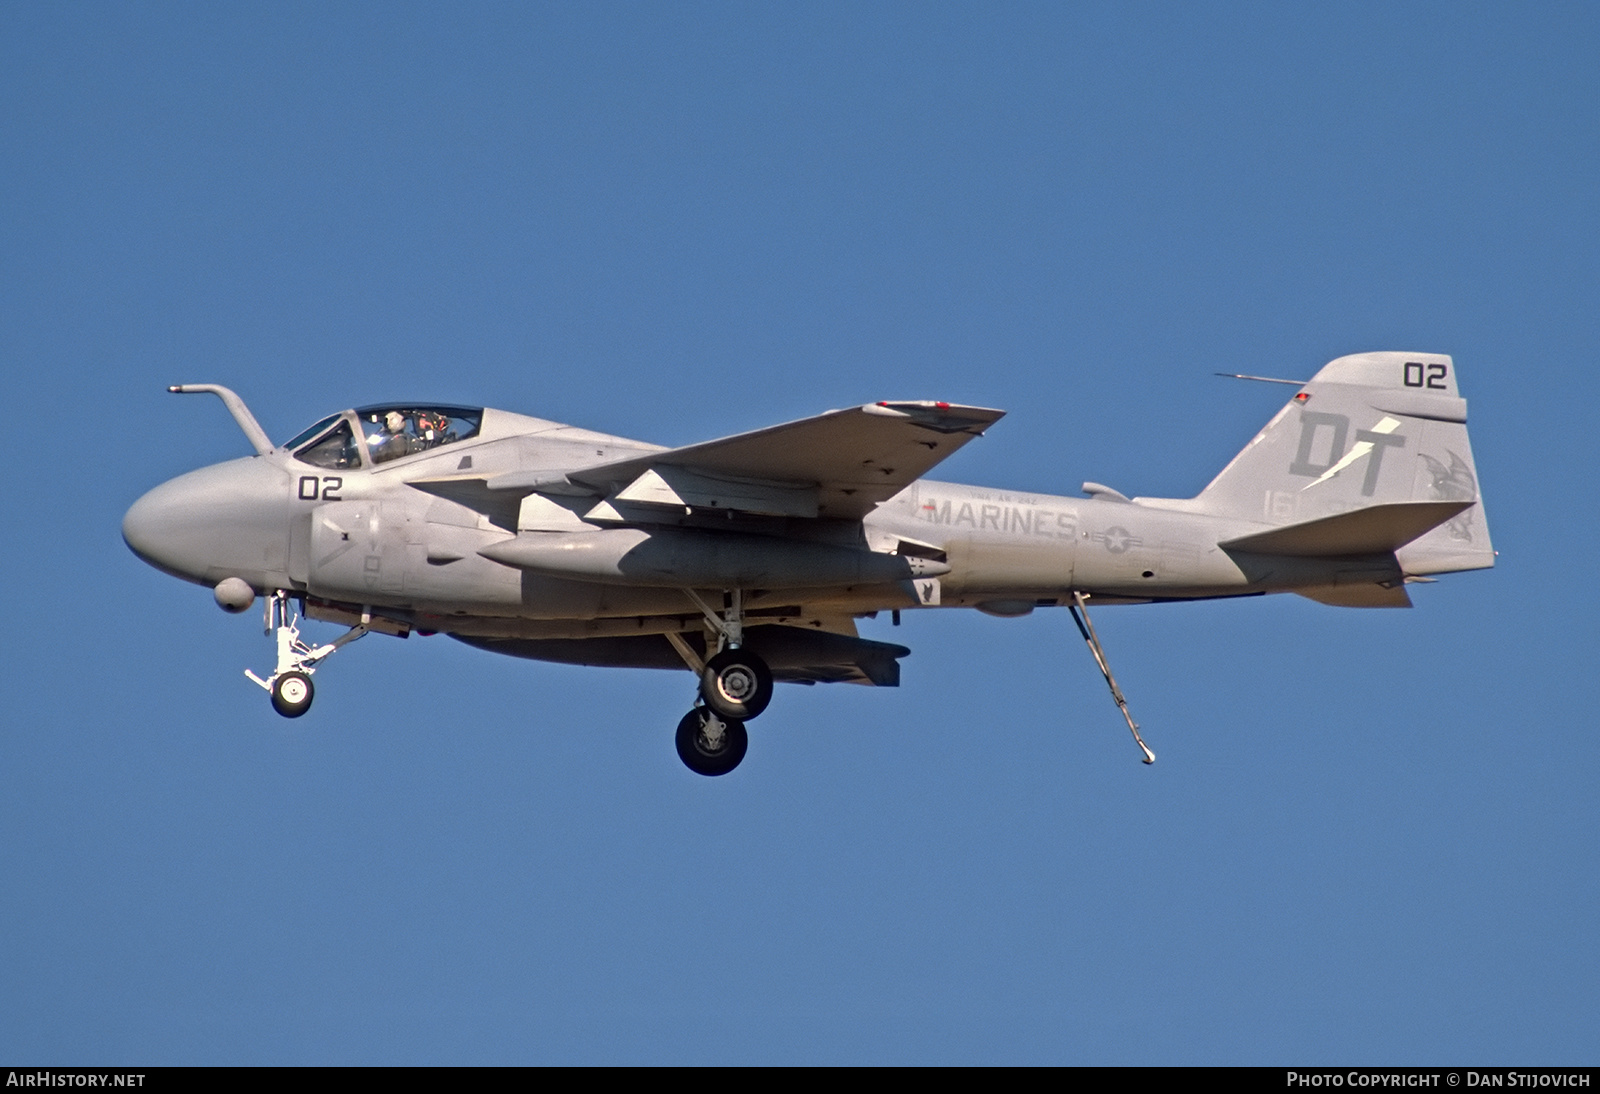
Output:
[{"xmin": 866, "ymin": 400, "xmax": 1008, "ymax": 421}]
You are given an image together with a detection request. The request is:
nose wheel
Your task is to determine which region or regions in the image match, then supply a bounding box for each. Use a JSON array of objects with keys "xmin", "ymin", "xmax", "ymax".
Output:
[
  {"xmin": 675, "ymin": 707, "xmax": 748, "ymax": 776},
  {"xmin": 270, "ymin": 671, "xmax": 314, "ymax": 718}
]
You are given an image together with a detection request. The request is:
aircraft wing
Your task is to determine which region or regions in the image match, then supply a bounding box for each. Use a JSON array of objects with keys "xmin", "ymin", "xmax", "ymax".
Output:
[{"xmin": 562, "ymin": 401, "xmax": 1005, "ymax": 521}]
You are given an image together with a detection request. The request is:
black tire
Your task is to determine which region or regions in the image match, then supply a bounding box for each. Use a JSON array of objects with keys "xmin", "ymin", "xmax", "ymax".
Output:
[
  {"xmin": 675, "ymin": 707, "xmax": 748, "ymax": 776},
  {"xmin": 270, "ymin": 671, "xmax": 314, "ymax": 718},
  {"xmin": 699, "ymin": 648, "xmax": 773, "ymax": 721}
]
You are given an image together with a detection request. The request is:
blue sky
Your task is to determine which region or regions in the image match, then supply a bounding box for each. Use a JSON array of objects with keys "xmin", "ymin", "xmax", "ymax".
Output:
[{"xmin": 3, "ymin": 2, "xmax": 1596, "ymax": 1064}]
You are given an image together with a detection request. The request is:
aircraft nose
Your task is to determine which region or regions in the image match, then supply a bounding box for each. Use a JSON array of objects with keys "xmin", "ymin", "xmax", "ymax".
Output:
[
  {"xmin": 122, "ymin": 477, "xmax": 197, "ymax": 579},
  {"xmin": 123, "ymin": 458, "xmax": 292, "ymax": 587}
]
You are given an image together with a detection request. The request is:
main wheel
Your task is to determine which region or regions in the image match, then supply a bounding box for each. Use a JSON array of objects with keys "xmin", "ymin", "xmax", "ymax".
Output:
[
  {"xmin": 699, "ymin": 649, "xmax": 773, "ymax": 721},
  {"xmin": 675, "ymin": 707, "xmax": 748, "ymax": 776},
  {"xmin": 270, "ymin": 671, "xmax": 314, "ymax": 718}
]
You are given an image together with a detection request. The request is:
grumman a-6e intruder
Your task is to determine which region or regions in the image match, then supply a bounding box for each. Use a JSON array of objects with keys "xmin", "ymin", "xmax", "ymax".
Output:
[{"xmin": 123, "ymin": 352, "xmax": 1493, "ymax": 774}]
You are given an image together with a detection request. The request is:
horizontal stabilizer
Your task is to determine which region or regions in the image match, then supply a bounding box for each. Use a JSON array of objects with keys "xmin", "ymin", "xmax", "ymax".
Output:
[
  {"xmin": 1295, "ymin": 583, "xmax": 1413, "ymax": 608},
  {"xmin": 1220, "ymin": 501, "xmax": 1472, "ymax": 557}
]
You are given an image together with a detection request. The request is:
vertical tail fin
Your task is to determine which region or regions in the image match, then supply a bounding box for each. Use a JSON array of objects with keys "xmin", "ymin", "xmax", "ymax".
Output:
[{"xmin": 1182, "ymin": 352, "xmax": 1493, "ymax": 575}]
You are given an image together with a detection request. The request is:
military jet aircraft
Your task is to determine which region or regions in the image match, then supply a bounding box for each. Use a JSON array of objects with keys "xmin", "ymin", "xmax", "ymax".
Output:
[{"xmin": 122, "ymin": 351, "xmax": 1492, "ymax": 774}]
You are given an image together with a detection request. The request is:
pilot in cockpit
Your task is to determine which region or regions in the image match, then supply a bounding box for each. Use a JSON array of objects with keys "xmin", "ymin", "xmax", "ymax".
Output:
[{"xmin": 371, "ymin": 410, "xmax": 414, "ymax": 463}]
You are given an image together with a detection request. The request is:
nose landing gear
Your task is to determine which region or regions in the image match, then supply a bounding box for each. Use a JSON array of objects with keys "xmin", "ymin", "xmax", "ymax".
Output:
[{"xmin": 244, "ymin": 592, "xmax": 370, "ymax": 718}]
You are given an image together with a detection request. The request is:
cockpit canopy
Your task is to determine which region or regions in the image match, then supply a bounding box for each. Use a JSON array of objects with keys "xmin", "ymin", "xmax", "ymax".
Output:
[{"xmin": 285, "ymin": 405, "xmax": 484, "ymax": 469}]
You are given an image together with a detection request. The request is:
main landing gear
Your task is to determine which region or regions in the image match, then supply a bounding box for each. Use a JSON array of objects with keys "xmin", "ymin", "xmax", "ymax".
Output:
[
  {"xmin": 245, "ymin": 591, "xmax": 370, "ymax": 719},
  {"xmin": 665, "ymin": 589, "xmax": 772, "ymax": 776},
  {"xmin": 700, "ymin": 648, "xmax": 773, "ymax": 721},
  {"xmin": 675, "ymin": 707, "xmax": 748, "ymax": 777}
]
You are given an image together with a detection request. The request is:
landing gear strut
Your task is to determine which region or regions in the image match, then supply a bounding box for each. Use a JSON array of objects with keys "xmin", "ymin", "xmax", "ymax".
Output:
[
  {"xmin": 1068, "ymin": 591, "xmax": 1157, "ymax": 764},
  {"xmin": 245, "ymin": 591, "xmax": 370, "ymax": 718},
  {"xmin": 666, "ymin": 588, "xmax": 771, "ymax": 774}
]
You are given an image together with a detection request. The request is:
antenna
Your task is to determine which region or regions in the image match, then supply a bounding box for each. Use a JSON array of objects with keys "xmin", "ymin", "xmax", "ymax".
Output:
[{"xmin": 1213, "ymin": 372, "xmax": 1307, "ymax": 386}]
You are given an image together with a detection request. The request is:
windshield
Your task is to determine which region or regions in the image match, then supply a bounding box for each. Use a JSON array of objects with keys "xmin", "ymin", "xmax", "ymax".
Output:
[
  {"xmin": 354, "ymin": 405, "xmax": 483, "ymax": 465},
  {"xmin": 294, "ymin": 419, "xmax": 363, "ymax": 469},
  {"xmin": 282, "ymin": 414, "xmax": 343, "ymax": 451}
]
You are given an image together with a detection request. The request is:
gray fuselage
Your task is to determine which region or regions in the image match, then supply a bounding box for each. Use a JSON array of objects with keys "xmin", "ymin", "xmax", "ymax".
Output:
[{"xmin": 122, "ymin": 405, "xmax": 1394, "ymax": 643}]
